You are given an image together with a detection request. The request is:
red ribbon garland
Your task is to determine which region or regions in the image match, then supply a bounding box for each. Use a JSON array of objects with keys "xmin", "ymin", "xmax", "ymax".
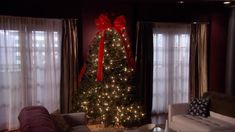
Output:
[
  {"xmin": 97, "ymin": 31, "xmax": 105, "ymax": 81},
  {"xmin": 113, "ymin": 16, "xmax": 135, "ymax": 68},
  {"xmin": 95, "ymin": 14, "xmax": 135, "ymax": 81},
  {"xmin": 78, "ymin": 64, "xmax": 87, "ymax": 83}
]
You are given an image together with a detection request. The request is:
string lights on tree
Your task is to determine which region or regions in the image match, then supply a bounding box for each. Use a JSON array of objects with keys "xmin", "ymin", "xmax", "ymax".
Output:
[{"xmin": 72, "ymin": 14, "xmax": 144, "ymax": 127}]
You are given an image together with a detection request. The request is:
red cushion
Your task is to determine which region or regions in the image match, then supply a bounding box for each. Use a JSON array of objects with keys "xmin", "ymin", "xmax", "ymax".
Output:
[{"xmin": 18, "ymin": 106, "xmax": 57, "ymax": 132}]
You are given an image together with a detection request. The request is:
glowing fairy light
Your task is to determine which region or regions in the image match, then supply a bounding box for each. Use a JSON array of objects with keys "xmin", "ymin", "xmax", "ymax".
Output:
[{"xmin": 73, "ymin": 15, "xmax": 145, "ymax": 127}]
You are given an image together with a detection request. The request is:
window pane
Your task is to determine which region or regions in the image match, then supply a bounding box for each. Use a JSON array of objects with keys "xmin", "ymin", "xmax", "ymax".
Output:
[{"xmin": 0, "ymin": 30, "xmax": 21, "ymax": 72}]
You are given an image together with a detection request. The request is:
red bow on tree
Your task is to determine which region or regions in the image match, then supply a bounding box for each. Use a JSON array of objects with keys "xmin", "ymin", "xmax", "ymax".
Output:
[
  {"xmin": 78, "ymin": 14, "xmax": 135, "ymax": 82},
  {"xmin": 95, "ymin": 14, "xmax": 135, "ymax": 81}
]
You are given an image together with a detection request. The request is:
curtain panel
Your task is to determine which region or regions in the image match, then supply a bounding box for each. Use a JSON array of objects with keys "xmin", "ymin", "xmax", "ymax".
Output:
[
  {"xmin": 60, "ymin": 20, "xmax": 79, "ymax": 113},
  {"xmin": 189, "ymin": 24, "xmax": 208, "ymax": 98},
  {"xmin": 0, "ymin": 16, "xmax": 62, "ymax": 130},
  {"xmin": 152, "ymin": 23, "xmax": 191, "ymax": 114},
  {"xmin": 135, "ymin": 22, "xmax": 154, "ymax": 123},
  {"xmin": 226, "ymin": 8, "xmax": 235, "ymax": 95}
]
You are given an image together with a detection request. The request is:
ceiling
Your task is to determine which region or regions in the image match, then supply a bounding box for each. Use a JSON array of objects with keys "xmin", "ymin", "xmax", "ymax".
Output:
[
  {"xmin": 1, "ymin": 0, "xmax": 235, "ymax": 7},
  {"xmin": 0, "ymin": 0, "xmax": 234, "ymax": 18},
  {"xmin": 81, "ymin": 0, "xmax": 235, "ymax": 4}
]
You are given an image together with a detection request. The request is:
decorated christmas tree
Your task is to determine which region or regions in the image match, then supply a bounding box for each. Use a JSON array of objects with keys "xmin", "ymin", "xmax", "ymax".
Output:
[{"xmin": 72, "ymin": 14, "xmax": 144, "ymax": 127}]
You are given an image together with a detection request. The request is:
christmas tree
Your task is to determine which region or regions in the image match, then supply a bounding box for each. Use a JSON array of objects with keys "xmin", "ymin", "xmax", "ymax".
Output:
[{"xmin": 72, "ymin": 14, "xmax": 144, "ymax": 127}]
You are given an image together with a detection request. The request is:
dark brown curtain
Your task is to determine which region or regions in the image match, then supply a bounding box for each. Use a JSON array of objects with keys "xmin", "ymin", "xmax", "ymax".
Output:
[
  {"xmin": 190, "ymin": 24, "xmax": 208, "ymax": 98},
  {"xmin": 60, "ymin": 20, "xmax": 79, "ymax": 113},
  {"xmin": 135, "ymin": 22, "xmax": 154, "ymax": 123},
  {"xmin": 189, "ymin": 25, "xmax": 198, "ymax": 98},
  {"xmin": 226, "ymin": 8, "xmax": 235, "ymax": 95}
]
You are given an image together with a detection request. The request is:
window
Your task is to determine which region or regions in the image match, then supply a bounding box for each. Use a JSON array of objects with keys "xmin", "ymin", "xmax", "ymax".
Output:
[
  {"xmin": 0, "ymin": 30, "xmax": 21, "ymax": 72},
  {"xmin": 152, "ymin": 23, "xmax": 190, "ymax": 114},
  {"xmin": 31, "ymin": 31, "xmax": 60, "ymax": 65},
  {"xmin": 0, "ymin": 16, "xmax": 62, "ymax": 131}
]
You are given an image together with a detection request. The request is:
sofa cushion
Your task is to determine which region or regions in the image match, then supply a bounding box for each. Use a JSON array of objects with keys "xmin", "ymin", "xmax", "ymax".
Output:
[
  {"xmin": 188, "ymin": 98, "xmax": 210, "ymax": 117},
  {"xmin": 172, "ymin": 114, "xmax": 235, "ymax": 132},
  {"xmin": 205, "ymin": 92, "xmax": 235, "ymax": 118},
  {"xmin": 50, "ymin": 113, "xmax": 71, "ymax": 132},
  {"xmin": 18, "ymin": 106, "xmax": 57, "ymax": 132},
  {"xmin": 63, "ymin": 112, "xmax": 86, "ymax": 126},
  {"xmin": 70, "ymin": 125, "xmax": 91, "ymax": 132},
  {"xmin": 210, "ymin": 111, "xmax": 235, "ymax": 126}
]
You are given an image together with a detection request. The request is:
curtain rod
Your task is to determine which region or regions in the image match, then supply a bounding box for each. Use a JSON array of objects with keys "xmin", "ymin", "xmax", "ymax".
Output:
[
  {"xmin": 40, "ymin": 17, "xmax": 79, "ymax": 21},
  {"xmin": 63, "ymin": 18, "xmax": 79, "ymax": 20},
  {"xmin": 0, "ymin": 15, "xmax": 79, "ymax": 21}
]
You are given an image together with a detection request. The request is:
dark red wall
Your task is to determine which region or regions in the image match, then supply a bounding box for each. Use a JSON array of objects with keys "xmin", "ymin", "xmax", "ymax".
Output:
[
  {"xmin": 209, "ymin": 10, "xmax": 229, "ymax": 93},
  {"xmin": 0, "ymin": 1, "xmax": 230, "ymax": 93},
  {"xmin": 81, "ymin": 3, "xmax": 135, "ymax": 60},
  {"xmin": 81, "ymin": 3, "xmax": 230, "ymax": 93}
]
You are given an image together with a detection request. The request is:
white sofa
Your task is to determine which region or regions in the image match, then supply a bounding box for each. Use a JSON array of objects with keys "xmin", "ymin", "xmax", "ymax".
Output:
[{"xmin": 168, "ymin": 92, "xmax": 235, "ymax": 132}]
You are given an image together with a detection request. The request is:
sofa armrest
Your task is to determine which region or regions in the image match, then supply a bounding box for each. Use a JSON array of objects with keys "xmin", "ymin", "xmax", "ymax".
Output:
[
  {"xmin": 62, "ymin": 112, "xmax": 87, "ymax": 126},
  {"xmin": 168, "ymin": 103, "xmax": 189, "ymax": 122}
]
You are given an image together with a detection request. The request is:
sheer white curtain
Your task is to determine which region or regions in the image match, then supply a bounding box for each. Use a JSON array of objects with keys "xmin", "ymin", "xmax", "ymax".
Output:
[
  {"xmin": 0, "ymin": 16, "xmax": 62, "ymax": 130},
  {"xmin": 152, "ymin": 23, "xmax": 191, "ymax": 114}
]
